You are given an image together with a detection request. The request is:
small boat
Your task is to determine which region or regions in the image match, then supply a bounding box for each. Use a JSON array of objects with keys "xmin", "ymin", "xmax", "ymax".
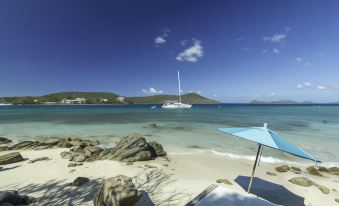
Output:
[
  {"xmin": 0, "ymin": 103, "xmax": 13, "ymax": 106},
  {"xmin": 162, "ymin": 70, "xmax": 192, "ymax": 109},
  {"xmin": 150, "ymin": 106, "xmax": 157, "ymax": 109}
]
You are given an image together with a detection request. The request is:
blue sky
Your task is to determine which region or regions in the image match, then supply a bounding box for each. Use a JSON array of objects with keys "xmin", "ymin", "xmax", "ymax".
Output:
[{"xmin": 0, "ymin": 0, "xmax": 339, "ymax": 103}]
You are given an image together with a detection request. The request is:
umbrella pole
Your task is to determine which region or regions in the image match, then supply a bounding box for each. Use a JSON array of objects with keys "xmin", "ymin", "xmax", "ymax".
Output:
[{"xmin": 247, "ymin": 143, "xmax": 262, "ymax": 193}]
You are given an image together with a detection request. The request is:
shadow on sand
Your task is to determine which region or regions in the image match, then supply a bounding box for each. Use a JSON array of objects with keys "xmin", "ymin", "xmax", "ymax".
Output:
[
  {"xmin": 134, "ymin": 168, "xmax": 194, "ymax": 206},
  {"xmin": 234, "ymin": 175, "xmax": 305, "ymax": 206}
]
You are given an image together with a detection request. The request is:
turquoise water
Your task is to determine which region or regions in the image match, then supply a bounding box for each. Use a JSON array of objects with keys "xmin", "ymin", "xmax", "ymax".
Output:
[{"xmin": 0, "ymin": 104, "xmax": 338, "ymax": 165}]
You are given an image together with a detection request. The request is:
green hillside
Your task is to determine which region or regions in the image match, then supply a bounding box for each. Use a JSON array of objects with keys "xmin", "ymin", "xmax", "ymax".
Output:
[
  {"xmin": 0, "ymin": 92, "xmax": 218, "ymax": 104},
  {"xmin": 127, "ymin": 93, "xmax": 219, "ymax": 104}
]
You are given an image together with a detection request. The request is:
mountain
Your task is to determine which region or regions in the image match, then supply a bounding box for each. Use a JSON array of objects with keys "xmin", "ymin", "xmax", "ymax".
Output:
[
  {"xmin": 126, "ymin": 93, "xmax": 219, "ymax": 104},
  {"xmin": 0, "ymin": 92, "xmax": 218, "ymax": 105}
]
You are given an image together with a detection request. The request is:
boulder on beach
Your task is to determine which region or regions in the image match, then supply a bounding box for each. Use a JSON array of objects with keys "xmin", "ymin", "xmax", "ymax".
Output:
[
  {"xmin": 28, "ymin": 157, "xmax": 50, "ymax": 163},
  {"xmin": 148, "ymin": 141, "xmax": 167, "ymax": 157},
  {"xmin": 216, "ymin": 179, "xmax": 232, "ymax": 185},
  {"xmin": 71, "ymin": 154, "xmax": 87, "ymax": 162},
  {"xmin": 0, "ymin": 137, "xmax": 12, "ymax": 145},
  {"xmin": 100, "ymin": 134, "xmax": 166, "ymax": 162},
  {"xmin": 71, "ymin": 177, "xmax": 90, "ymax": 186},
  {"xmin": 335, "ymin": 198, "xmax": 339, "ymax": 204},
  {"xmin": 291, "ymin": 166, "xmax": 302, "ymax": 172},
  {"xmin": 289, "ymin": 177, "xmax": 314, "ymax": 187},
  {"xmin": 0, "ymin": 152, "xmax": 24, "ymax": 165},
  {"xmin": 317, "ymin": 185, "xmax": 330, "ymax": 194},
  {"xmin": 94, "ymin": 175, "xmax": 141, "ymax": 206},
  {"xmin": 60, "ymin": 151, "xmax": 72, "ymax": 159},
  {"xmin": 307, "ymin": 166, "xmax": 323, "ymax": 177},
  {"xmin": 68, "ymin": 162, "xmax": 83, "ymax": 167},
  {"xmin": 266, "ymin": 171, "xmax": 277, "ymax": 176},
  {"xmin": 275, "ymin": 165, "xmax": 290, "ymax": 173},
  {"xmin": 0, "ymin": 190, "xmax": 36, "ymax": 205}
]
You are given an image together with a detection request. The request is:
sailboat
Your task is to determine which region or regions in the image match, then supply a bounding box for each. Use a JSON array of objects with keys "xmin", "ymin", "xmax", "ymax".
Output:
[{"xmin": 162, "ymin": 70, "xmax": 192, "ymax": 109}]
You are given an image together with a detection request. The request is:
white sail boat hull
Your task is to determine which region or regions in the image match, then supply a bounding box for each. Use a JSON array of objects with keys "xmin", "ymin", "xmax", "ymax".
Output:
[
  {"xmin": 162, "ymin": 102, "xmax": 192, "ymax": 109},
  {"xmin": 162, "ymin": 70, "xmax": 192, "ymax": 109}
]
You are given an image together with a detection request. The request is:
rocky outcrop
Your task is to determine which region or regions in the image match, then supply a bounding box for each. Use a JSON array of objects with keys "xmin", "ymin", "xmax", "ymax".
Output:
[
  {"xmin": 291, "ymin": 166, "xmax": 302, "ymax": 172},
  {"xmin": 0, "ymin": 190, "xmax": 36, "ymax": 205},
  {"xmin": 216, "ymin": 179, "xmax": 232, "ymax": 185},
  {"xmin": 0, "ymin": 137, "xmax": 11, "ymax": 145},
  {"xmin": 71, "ymin": 177, "xmax": 89, "ymax": 186},
  {"xmin": 94, "ymin": 175, "xmax": 141, "ymax": 206},
  {"xmin": 275, "ymin": 165, "xmax": 290, "ymax": 173},
  {"xmin": 289, "ymin": 177, "xmax": 313, "ymax": 187},
  {"xmin": 99, "ymin": 134, "xmax": 166, "ymax": 162},
  {"xmin": 28, "ymin": 157, "xmax": 50, "ymax": 163},
  {"xmin": 317, "ymin": 185, "xmax": 330, "ymax": 194},
  {"xmin": 319, "ymin": 166, "xmax": 339, "ymax": 175},
  {"xmin": 4, "ymin": 137, "xmax": 100, "ymax": 151},
  {"xmin": 0, "ymin": 152, "xmax": 24, "ymax": 165},
  {"xmin": 307, "ymin": 166, "xmax": 324, "ymax": 177}
]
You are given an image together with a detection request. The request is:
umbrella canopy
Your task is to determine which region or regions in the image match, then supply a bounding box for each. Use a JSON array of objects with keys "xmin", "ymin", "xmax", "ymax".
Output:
[
  {"xmin": 217, "ymin": 123, "xmax": 320, "ymax": 193},
  {"xmin": 217, "ymin": 124, "xmax": 320, "ymax": 163}
]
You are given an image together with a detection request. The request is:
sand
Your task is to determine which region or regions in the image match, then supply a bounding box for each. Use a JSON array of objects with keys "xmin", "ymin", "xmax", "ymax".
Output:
[{"xmin": 1, "ymin": 148, "xmax": 339, "ymax": 206}]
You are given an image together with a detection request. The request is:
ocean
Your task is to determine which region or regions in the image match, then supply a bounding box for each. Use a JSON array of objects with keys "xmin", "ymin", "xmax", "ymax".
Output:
[{"xmin": 0, "ymin": 104, "xmax": 338, "ymax": 166}]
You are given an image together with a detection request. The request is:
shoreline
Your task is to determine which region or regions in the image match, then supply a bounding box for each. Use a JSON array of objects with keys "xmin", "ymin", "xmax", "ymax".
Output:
[{"xmin": 1, "ymin": 146, "xmax": 339, "ymax": 205}]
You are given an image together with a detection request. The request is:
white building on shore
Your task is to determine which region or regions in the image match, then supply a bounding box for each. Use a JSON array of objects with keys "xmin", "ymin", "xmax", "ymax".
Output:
[{"xmin": 61, "ymin": 98, "xmax": 86, "ymax": 104}]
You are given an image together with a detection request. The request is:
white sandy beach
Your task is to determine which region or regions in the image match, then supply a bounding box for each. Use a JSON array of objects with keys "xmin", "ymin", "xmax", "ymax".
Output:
[{"xmin": 1, "ymin": 148, "xmax": 338, "ymax": 206}]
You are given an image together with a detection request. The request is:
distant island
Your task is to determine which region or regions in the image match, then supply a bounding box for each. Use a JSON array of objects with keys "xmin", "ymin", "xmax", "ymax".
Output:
[
  {"xmin": 0, "ymin": 92, "xmax": 219, "ymax": 105},
  {"xmin": 250, "ymin": 100, "xmax": 339, "ymax": 104}
]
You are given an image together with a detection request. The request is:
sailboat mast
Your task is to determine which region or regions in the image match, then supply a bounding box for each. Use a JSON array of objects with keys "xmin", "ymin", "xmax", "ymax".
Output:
[{"xmin": 178, "ymin": 70, "xmax": 182, "ymax": 103}]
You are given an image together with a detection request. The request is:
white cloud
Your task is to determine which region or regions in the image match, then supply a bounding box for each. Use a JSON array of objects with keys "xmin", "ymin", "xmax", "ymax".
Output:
[
  {"xmin": 142, "ymin": 87, "xmax": 164, "ymax": 94},
  {"xmin": 176, "ymin": 39, "xmax": 204, "ymax": 62},
  {"xmin": 296, "ymin": 82, "xmax": 312, "ymax": 89},
  {"xmin": 154, "ymin": 28, "xmax": 170, "ymax": 46},
  {"xmin": 236, "ymin": 37, "xmax": 244, "ymax": 41},
  {"xmin": 213, "ymin": 94, "xmax": 217, "ymax": 97},
  {"xmin": 269, "ymin": 92, "xmax": 275, "ymax": 96},
  {"xmin": 296, "ymin": 57, "xmax": 302, "ymax": 62},
  {"xmin": 317, "ymin": 85, "xmax": 326, "ymax": 90},
  {"xmin": 189, "ymin": 90, "xmax": 201, "ymax": 94},
  {"xmin": 272, "ymin": 48, "xmax": 280, "ymax": 54},
  {"xmin": 242, "ymin": 47, "xmax": 252, "ymax": 52},
  {"xmin": 318, "ymin": 52, "xmax": 325, "ymax": 56},
  {"xmin": 155, "ymin": 36, "xmax": 166, "ymax": 44},
  {"xmin": 263, "ymin": 33, "xmax": 287, "ymax": 43}
]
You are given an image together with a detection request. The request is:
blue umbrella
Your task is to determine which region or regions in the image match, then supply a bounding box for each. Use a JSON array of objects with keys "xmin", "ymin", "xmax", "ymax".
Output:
[{"xmin": 217, "ymin": 123, "xmax": 320, "ymax": 193}]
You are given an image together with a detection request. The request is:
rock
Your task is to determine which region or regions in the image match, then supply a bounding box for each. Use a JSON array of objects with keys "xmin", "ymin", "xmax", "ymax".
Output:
[
  {"xmin": 57, "ymin": 137, "xmax": 72, "ymax": 148},
  {"xmin": 148, "ymin": 141, "xmax": 167, "ymax": 157},
  {"xmin": 70, "ymin": 144, "xmax": 86, "ymax": 153},
  {"xmin": 122, "ymin": 151, "xmax": 152, "ymax": 163},
  {"xmin": 0, "ymin": 190, "xmax": 36, "ymax": 205},
  {"xmin": 144, "ymin": 164, "xmax": 157, "ymax": 169},
  {"xmin": 216, "ymin": 179, "xmax": 232, "ymax": 185},
  {"xmin": 317, "ymin": 185, "xmax": 330, "ymax": 194},
  {"xmin": 307, "ymin": 166, "xmax": 323, "ymax": 177},
  {"xmin": 275, "ymin": 165, "xmax": 290, "ymax": 173},
  {"xmin": 145, "ymin": 123, "xmax": 157, "ymax": 128},
  {"xmin": 101, "ymin": 134, "xmax": 151, "ymax": 162},
  {"xmin": 71, "ymin": 177, "xmax": 90, "ymax": 186},
  {"xmin": 11, "ymin": 141, "xmax": 35, "ymax": 150},
  {"xmin": 29, "ymin": 157, "xmax": 50, "ymax": 163},
  {"xmin": 319, "ymin": 166, "xmax": 330, "ymax": 172},
  {"xmin": 0, "ymin": 146, "xmax": 10, "ymax": 151},
  {"xmin": 335, "ymin": 198, "xmax": 339, "ymax": 203},
  {"xmin": 328, "ymin": 167, "xmax": 339, "ymax": 175},
  {"xmin": 60, "ymin": 151, "xmax": 72, "ymax": 159},
  {"xmin": 291, "ymin": 166, "xmax": 302, "ymax": 172},
  {"xmin": 0, "ymin": 137, "xmax": 12, "ymax": 145},
  {"xmin": 93, "ymin": 175, "xmax": 141, "ymax": 206},
  {"xmin": 289, "ymin": 177, "xmax": 314, "ymax": 187},
  {"xmin": 0, "ymin": 152, "xmax": 24, "ymax": 165},
  {"xmin": 84, "ymin": 146, "xmax": 103, "ymax": 156},
  {"xmin": 266, "ymin": 172, "xmax": 277, "ymax": 176},
  {"xmin": 72, "ymin": 154, "xmax": 87, "ymax": 162},
  {"xmin": 68, "ymin": 162, "xmax": 83, "ymax": 167}
]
